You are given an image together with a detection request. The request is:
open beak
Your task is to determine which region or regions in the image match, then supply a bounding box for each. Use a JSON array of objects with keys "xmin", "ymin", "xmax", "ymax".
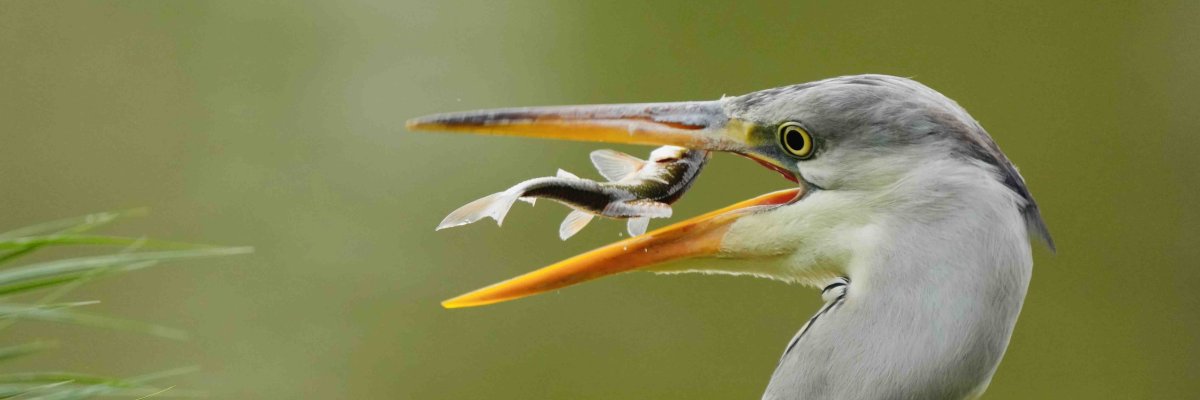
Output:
[
  {"xmin": 407, "ymin": 101, "xmax": 796, "ymax": 308},
  {"xmin": 440, "ymin": 188, "xmax": 801, "ymax": 308}
]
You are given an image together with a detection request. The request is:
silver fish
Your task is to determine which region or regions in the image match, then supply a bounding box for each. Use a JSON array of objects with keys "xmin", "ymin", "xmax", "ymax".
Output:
[{"xmin": 437, "ymin": 146, "xmax": 709, "ymax": 239}]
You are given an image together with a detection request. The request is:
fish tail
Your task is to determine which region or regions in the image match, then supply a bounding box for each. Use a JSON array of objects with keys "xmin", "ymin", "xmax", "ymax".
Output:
[
  {"xmin": 558, "ymin": 209, "xmax": 595, "ymax": 240},
  {"xmin": 436, "ymin": 190, "xmax": 522, "ymax": 230}
]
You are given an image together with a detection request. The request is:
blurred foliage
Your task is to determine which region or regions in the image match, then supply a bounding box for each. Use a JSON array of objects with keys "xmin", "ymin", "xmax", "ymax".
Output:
[
  {"xmin": 0, "ymin": 1, "xmax": 1196, "ymax": 398},
  {"xmin": 0, "ymin": 211, "xmax": 249, "ymax": 398}
]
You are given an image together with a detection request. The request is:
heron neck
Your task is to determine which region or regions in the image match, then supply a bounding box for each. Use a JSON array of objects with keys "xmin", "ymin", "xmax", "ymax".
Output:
[
  {"xmin": 850, "ymin": 180, "xmax": 1033, "ymax": 347},
  {"xmin": 838, "ymin": 165, "xmax": 1034, "ymax": 397},
  {"xmin": 850, "ymin": 162, "xmax": 1034, "ymax": 307},
  {"xmin": 765, "ymin": 161, "xmax": 1037, "ymax": 399}
]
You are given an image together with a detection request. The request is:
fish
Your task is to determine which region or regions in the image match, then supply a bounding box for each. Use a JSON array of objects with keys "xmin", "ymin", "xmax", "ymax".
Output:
[{"xmin": 436, "ymin": 145, "xmax": 710, "ymax": 240}]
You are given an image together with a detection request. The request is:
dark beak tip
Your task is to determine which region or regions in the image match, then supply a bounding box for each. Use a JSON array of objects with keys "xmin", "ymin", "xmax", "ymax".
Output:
[{"xmin": 406, "ymin": 116, "xmax": 438, "ymax": 131}]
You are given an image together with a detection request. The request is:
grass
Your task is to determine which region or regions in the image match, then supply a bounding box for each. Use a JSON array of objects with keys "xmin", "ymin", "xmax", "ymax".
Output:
[{"xmin": 0, "ymin": 211, "xmax": 251, "ymax": 399}]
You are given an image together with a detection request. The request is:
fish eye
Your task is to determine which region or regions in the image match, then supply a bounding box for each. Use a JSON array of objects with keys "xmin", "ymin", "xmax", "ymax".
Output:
[{"xmin": 777, "ymin": 122, "xmax": 814, "ymax": 159}]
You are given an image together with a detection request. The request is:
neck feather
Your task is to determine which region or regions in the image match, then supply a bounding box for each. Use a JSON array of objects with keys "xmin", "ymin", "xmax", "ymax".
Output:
[{"xmin": 764, "ymin": 160, "xmax": 1034, "ymax": 399}]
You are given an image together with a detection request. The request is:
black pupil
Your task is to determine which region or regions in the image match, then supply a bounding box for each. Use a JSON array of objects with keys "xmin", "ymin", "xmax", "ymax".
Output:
[{"xmin": 785, "ymin": 128, "xmax": 807, "ymax": 152}]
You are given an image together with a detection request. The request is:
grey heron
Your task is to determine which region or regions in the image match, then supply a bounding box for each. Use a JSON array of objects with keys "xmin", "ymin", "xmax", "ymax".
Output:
[{"xmin": 408, "ymin": 74, "xmax": 1053, "ymax": 399}]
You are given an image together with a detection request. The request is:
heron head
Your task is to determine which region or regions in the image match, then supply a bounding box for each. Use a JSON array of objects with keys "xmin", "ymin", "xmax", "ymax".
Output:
[
  {"xmin": 408, "ymin": 74, "xmax": 1051, "ymax": 307},
  {"xmin": 722, "ymin": 76, "xmax": 1012, "ymax": 192}
]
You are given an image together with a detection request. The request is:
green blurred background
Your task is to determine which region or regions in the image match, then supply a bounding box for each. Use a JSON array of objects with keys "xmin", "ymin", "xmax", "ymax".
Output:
[{"xmin": 1, "ymin": 1, "xmax": 1197, "ymax": 398}]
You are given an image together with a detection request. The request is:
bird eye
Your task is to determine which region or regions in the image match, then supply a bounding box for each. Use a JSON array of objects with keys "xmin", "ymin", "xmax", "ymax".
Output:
[{"xmin": 777, "ymin": 122, "xmax": 814, "ymax": 159}]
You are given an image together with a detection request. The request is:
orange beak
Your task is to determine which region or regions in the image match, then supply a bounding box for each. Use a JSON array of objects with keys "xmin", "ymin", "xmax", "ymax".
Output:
[{"xmin": 408, "ymin": 101, "xmax": 795, "ymax": 308}]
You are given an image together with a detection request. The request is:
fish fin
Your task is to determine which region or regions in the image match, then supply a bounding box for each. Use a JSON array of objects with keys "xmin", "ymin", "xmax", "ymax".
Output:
[
  {"xmin": 626, "ymin": 217, "xmax": 650, "ymax": 237},
  {"xmin": 519, "ymin": 197, "xmax": 537, "ymax": 206},
  {"xmin": 556, "ymin": 169, "xmax": 581, "ymax": 179},
  {"xmin": 619, "ymin": 200, "xmax": 673, "ymax": 219},
  {"xmin": 436, "ymin": 191, "xmax": 521, "ymax": 230},
  {"xmin": 559, "ymin": 210, "xmax": 595, "ymax": 240},
  {"xmin": 590, "ymin": 149, "xmax": 644, "ymax": 182}
]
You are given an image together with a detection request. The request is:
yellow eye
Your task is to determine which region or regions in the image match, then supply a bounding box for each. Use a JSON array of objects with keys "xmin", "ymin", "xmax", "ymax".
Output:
[{"xmin": 778, "ymin": 122, "xmax": 814, "ymax": 159}]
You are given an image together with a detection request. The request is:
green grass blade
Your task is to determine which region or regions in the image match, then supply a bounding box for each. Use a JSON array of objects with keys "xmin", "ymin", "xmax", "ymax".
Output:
[
  {"xmin": 18, "ymin": 386, "xmax": 201, "ymax": 400},
  {"xmin": 0, "ymin": 372, "xmax": 126, "ymax": 386},
  {"xmin": 0, "ymin": 367, "xmax": 203, "ymax": 399},
  {"xmin": 0, "ymin": 301, "xmax": 100, "ymax": 317},
  {"xmin": 123, "ymin": 367, "xmax": 200, "ymax": 385},
  {"xmin": 0, "ymin": 235, "xmax": 211, "ymax": 251},
  {"xmin": 0, "ymin": 247, "xmax": 252, "ymax": 290},
  {"xmin": 0, "ymin": 260, "xmax": 157, "ymax": 299},
  {"xmin": 0, "ymin": 210, "xmax": 145, "ymax": 241},
  {"xmin": 0, "ymin": 342, "xmax": 56, "ymax": 363},
  {"xmin": 0, "ymin": 381, "xmax": 72, "ymax": 398},
  {"xmin": 0, "ymin": 273, "xmax": 102, "ymax": 298},
  {"xmin": 0, "ymin": 384, "xmax": 201, "ymax": 400},
  {"xmin": 0, "ymin": 235, "xmax": 216, "ymax": 269},
  {"xmin": 0, "ymin": 249, "xmax": 38, "ymax": 268},
  {"xmin": 0, "ymin": 303, "xmax": 187, "ymax": 340}
]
